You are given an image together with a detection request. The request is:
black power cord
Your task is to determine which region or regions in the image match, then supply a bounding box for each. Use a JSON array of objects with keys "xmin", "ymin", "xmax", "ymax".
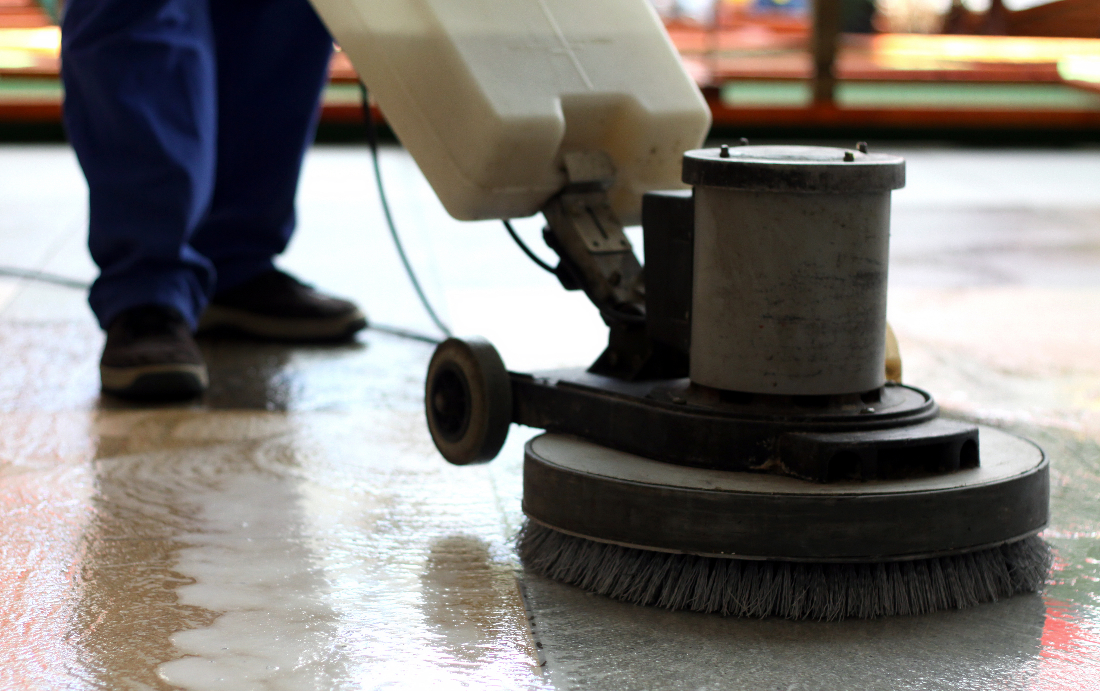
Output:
[
  {"xmin": 503, "ymin": 219, "xmax": 555, "ymax": 274},
  {"xmin": 359, "ymin": 84, "xmax": 452, "ymax": 339},
  {"xmin": 0, "ymin": 264, "xmax": 444, "ymax": 344},
  {"xmin": 504, "ymin": 220, "xmax": 645, "ymax": 326}
]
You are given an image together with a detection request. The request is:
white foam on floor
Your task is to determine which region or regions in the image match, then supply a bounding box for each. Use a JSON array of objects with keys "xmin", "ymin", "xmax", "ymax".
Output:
[{"xmin": 158, "ymin": 471, "xmax": 350, "ymax": 690}]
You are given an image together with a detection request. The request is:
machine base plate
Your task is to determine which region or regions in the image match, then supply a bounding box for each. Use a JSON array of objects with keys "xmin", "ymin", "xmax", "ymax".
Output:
[{"xmin": 522, "ymin": 426, "xmax": 1048, "ymax": 561}]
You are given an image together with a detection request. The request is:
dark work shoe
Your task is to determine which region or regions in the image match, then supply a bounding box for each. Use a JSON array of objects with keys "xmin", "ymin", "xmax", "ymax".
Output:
[
  {"xmin": 197, "ymin": 269, "xmax": 367, "ymax": 342},
  {"xmin": 100, "ymin": 305, "xmax": 208, "ymax": 401}
]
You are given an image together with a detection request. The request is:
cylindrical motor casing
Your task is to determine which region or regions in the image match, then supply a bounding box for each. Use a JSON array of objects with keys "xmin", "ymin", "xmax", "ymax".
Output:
[{"xmin": 682, "ymin": 145, "xmax": 905, "ymax": 396}]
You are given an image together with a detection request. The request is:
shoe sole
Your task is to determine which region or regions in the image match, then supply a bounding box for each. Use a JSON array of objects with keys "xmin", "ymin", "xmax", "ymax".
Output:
[
  {"xmin": 197, "ymin": 305, "xmax": 368, "ymax": 342},
  {"xmin": 101, "ymin": 363, "xmax": 208, "ymax": 401}
]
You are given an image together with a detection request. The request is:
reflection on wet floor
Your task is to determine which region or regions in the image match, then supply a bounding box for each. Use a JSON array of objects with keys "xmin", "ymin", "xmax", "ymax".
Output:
[
  {"xmin": 2, "ymin": 143, "xmax": 1100, "ymax": 689},
  {"xmin": 198, "ymin": 336, "xmax": 423, "ymax": 413},
  {"xmin": 421, "ymin": 535, "xmax": 536, "ymax": 667},
  {"xmin": 0, "ymin": 344, "xmax": 543, "ymax": 689}
]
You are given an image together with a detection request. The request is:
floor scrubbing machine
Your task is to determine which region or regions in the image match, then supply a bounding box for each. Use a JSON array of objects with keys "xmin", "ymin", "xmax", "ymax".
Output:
[{"xmin": 309, "ymin": 0, "xmax": 1050, "ymax": 619}]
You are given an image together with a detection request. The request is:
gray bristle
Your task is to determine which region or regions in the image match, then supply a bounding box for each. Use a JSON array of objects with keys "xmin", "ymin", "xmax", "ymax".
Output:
[{"xmin": 516, "ymin": 521, "xmax": 1052, "ymax": 620}]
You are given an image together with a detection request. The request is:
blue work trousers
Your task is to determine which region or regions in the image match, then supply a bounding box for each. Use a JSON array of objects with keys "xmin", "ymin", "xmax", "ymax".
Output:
[{"xmin": 62, "ymin": 0, "xmax": 334, "ymax": 330}]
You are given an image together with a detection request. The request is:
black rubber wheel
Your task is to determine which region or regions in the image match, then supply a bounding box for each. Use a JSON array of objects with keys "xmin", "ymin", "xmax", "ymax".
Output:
[{"xmin": 425, "ymin": 337, "xmax": 512, "ymax": 465}]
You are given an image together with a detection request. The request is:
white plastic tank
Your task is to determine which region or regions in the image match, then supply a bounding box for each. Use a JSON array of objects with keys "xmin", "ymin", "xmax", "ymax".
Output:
[{"xmin": 308, "ymin": 0, "xmax": 711, "ymax": 223}]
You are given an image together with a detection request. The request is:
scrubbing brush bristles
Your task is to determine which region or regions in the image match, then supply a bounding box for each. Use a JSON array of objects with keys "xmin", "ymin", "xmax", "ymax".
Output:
[{"xmin": 518, "ymin": 521, "xmax": 1051, "ymax": 620}]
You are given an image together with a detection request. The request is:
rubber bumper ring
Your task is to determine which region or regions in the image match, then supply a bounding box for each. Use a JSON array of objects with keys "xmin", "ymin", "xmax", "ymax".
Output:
[{"xmin": 523, "ymin": 427, "xmax": 1048, "ymax": 561}]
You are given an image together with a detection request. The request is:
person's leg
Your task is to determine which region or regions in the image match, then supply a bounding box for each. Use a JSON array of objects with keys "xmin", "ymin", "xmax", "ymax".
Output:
[
  {"xmin": 63, "ymin": 0, "xmax": 216, "ymax": 398},
  {"xmin": 191, "ymin": 0, "xmax": 366, "ymax": 341},
  {"xmin": 189, "ymin": 0, "xmax": 332, "ymax": 292},
  {"xmin": 62, "ymin": 0, "xmax": 218, "ymax": 331}
]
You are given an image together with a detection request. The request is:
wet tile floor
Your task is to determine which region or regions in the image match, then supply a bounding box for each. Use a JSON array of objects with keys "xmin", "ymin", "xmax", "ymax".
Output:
[{"xmin": 2, "ymin": 142, "xmax": 1100, "ymax": 690}]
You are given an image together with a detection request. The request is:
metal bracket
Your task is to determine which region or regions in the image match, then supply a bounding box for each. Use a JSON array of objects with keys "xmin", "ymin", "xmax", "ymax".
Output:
[
  {"xmin": 559, "ymin": 192, "xmax": 632, "ymax": 254},
  {"xmin": 541, "ymin": 151, "xmax": 644, "ymax": 322},
  {"xmin": 538, "ymin": 151, "xmax": 696, "ymax": 379}
]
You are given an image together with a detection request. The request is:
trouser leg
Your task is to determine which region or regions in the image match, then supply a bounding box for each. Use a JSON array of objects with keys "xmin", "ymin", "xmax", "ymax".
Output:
[
  {"xmin": 189, "ymin": 0, "xmax": 333, "ymax": 293},
  {"xmin": 62, "ymin": 0, "xmax": 217, "ymax": 330}
]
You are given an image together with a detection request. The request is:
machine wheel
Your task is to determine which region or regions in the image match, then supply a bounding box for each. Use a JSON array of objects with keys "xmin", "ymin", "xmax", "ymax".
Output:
[{"xmin": 425, "ymin": 337, "xmax": 512, "ymax": 465}]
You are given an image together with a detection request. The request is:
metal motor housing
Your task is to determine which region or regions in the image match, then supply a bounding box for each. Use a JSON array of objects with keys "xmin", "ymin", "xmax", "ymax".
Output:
[{"xmin": 682, "ymin": 145, "xmax": 906, "ymax": 396}]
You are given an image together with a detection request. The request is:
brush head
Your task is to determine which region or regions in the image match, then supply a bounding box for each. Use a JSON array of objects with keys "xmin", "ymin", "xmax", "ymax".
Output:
[{"xmin": 518, "ymin": 521, "xmax": 1052, "ymax": 620}]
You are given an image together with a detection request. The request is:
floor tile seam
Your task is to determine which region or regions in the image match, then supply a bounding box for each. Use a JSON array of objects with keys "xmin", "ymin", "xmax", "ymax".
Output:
[{"xmin": 514, "ymin": 576, "xmax": 550, "ymax": 679}]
